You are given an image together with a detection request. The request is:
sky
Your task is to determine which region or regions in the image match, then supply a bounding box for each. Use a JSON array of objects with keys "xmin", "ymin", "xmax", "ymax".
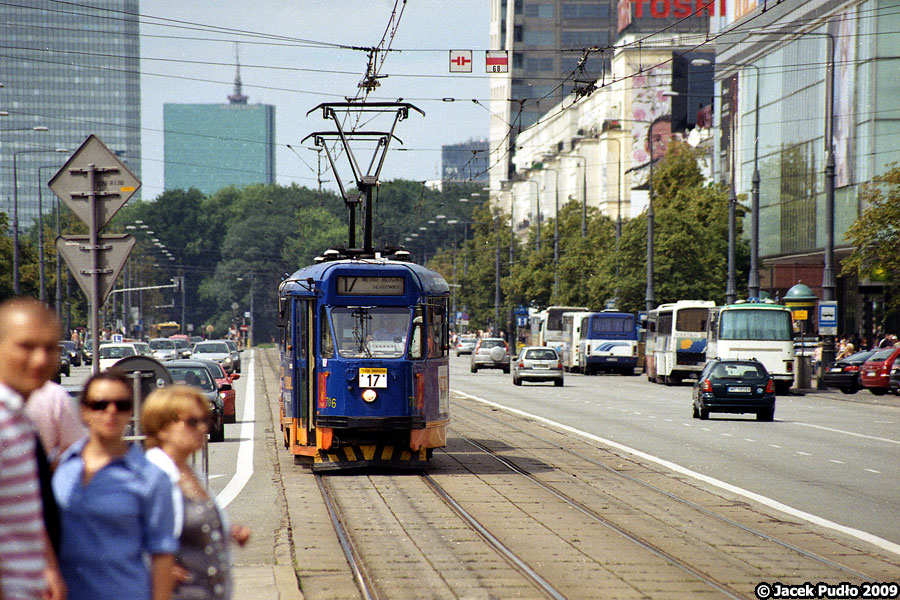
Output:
[{"xmin": 139, "ymin": 0, "xmax": 491, "ymax": 199}]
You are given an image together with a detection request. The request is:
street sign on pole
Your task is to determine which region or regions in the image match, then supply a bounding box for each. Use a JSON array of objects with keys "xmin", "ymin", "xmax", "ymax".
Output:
[
  {"xmin": 56, "ymin": 234, "xmax": 136, "ymax": 305},
  {"xmin": 486, "ymin": 50, "xmax": 509, "ymax": 73},
  {"xmin": 49, "ymin": 134, "xmax": 140, "ymax": 229}
]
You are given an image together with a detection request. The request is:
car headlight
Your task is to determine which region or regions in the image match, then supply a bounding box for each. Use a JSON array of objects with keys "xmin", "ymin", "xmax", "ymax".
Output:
[{"xmin": 223, "ymin": 357, "xmax": 233, "ymax": 366}]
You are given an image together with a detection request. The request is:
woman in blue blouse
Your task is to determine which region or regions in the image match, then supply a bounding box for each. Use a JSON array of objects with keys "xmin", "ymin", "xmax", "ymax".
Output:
[{"xmin": 52, "ymin": 370, "xmax": 177, "ymax": 600}]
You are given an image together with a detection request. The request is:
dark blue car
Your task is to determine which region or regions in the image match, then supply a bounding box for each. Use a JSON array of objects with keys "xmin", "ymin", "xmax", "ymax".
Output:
[{"xmin": 692, "ymin": 359, "xmax": 776, "ymax": 421}]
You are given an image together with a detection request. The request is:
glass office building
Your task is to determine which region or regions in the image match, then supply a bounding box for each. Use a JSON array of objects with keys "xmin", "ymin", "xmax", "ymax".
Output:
[
  {"xmin": 0, "ymin": 0, "xmax": 141, "ymax": 230},
  {"xmin": 163, "ymin": 102, "xmax": 275, "ymax": 196}
]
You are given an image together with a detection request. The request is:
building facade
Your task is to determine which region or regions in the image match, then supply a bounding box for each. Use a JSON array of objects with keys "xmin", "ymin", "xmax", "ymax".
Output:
[
  {"xmin": 442, "ymin": 139, "xmax": 489, "ymax": 182},
  {"xmin": 712, "ymin": 0, "xmax": 900, "ymax": 339},
  {"xmin": 0, "ymin": 0, "xmax": 141, "ymax": 230},
  {"xmin": 163, "ymin": 102, "xmax": 275, "ymax": 196}
]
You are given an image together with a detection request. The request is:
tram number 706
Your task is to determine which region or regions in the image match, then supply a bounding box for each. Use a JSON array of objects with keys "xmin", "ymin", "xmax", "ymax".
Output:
[{"xmin": 359, "ymin": 368, "xmax": 388, "ymax": 388}]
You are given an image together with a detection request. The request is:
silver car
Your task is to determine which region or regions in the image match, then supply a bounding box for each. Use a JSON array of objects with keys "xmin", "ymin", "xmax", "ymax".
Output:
[
  {"xmin": 512, "ymin": 346, "xmax": 563, "ymax": 386},
  {"xmin": 148, "ymin": 338, "xmax": 178, "ymax": 361},
  {"xmin": 455, "ymin": 335, "xmax": 477, "ymax": 356},
  {"xmin": 192, "ymin": 341, "xmax": 234, "ymax": 374},
  {"xmin": 470, "ymin": 338, "xmax": 510, "ymax": 373}
]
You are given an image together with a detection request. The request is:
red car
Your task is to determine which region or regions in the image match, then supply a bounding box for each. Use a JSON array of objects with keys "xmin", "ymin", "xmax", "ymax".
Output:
[
  {"xmin": 202, "ymin": 358, "xmax": 240, "ymax": 423},
  {"xmin": 859, "ymin": 347, "xmax": 900, "ymax": 396}
]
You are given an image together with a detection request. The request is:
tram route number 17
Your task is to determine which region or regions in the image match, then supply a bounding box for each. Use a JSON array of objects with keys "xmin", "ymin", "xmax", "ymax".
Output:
[{"xmin": 359, "ymin": 368, "xmax": 388, "ymax": 388}]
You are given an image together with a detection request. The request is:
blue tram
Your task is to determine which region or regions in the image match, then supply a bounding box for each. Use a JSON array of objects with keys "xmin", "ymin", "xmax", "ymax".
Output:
[{"xmin": 277, "ymin": 250, "xmax": 450, "ymax": 470}]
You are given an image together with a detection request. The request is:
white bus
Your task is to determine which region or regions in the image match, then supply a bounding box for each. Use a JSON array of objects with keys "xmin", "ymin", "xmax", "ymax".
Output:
[
  {"xmin": 645, "ymin": 300, "xmax": 716, "ymax": 385},
  {"xmin": 706, "ymin": 301, "xmax": 795, "ymax": 395},
  {"xmin": 561, "ymin": 311, "xmax": 595, "ymax": 371},
  {"xmin": 537, "ymin": 305, "xmax": 589, "ymax": 363}
]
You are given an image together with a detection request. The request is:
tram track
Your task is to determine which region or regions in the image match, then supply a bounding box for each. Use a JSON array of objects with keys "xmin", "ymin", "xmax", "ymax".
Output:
[{"xmin": 448, "ymin": 395, "xmax": 900, "ymax": 587}]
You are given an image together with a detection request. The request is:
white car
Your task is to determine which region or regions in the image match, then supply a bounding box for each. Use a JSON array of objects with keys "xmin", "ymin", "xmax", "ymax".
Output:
[
  {"xmin": 191, "ymin": 341, "xmax": 234, "ymax": 374},
  {"xmin": 97, "ymin": 343, "xmax": 139, "ymax": 371}
]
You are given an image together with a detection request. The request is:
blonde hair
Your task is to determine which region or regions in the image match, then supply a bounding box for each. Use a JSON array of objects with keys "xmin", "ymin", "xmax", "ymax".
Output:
[{"xmin": 142, "ymin": 385, "xmax": 211, "ymax": 448}]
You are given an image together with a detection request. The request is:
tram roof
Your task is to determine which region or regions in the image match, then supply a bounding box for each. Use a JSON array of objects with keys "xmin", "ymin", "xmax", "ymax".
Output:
[{"xmin": 280, "ymin": 257, "xmax": 449, "ymax": 296}]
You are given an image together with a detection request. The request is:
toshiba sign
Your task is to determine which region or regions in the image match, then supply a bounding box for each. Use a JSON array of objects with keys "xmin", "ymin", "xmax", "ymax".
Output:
[{"xmin": 618, "ymin": 0, "xmax": 726, "ymax": 31}]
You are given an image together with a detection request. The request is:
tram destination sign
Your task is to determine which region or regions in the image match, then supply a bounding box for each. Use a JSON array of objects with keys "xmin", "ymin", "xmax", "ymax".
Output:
[{"xmin": 337, "ymin": 276, "xmax": 404, "ymax": 296}]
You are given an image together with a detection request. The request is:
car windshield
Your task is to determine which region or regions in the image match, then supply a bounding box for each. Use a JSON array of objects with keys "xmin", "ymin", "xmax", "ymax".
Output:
[
  {"xmin": 169, "ymin": 367, "xmax": 215, "ymax": 391},
  {"xmin": 174, "ymin": 339, "xmax": 190, "ymax": 349},
  {"xmin": 719, "ymin": 309, "xmax": 792, "ymax": 341},
  {"xmin": 479, "ymin": 339, "xmax": 505, "ymax": 349},
  {"xmin": 194, "ymin": 343, "xmax": 229, "ymax": 354},
  {"xmin": 225, "ymin": 341, "xmax": 237, "ymax": 352},
  {"xmin": 524, "ymin": 349, "xmax": 557, "ymax": 360},
  {"xmin": 99, "ymin": 346, "xmax": 135, "ymax": 359},
  {"xmin": 331, "ymin": 307, "xmax": 411, "ymax": 358},
  {"xmin": 711, "ymin": 362, "xmax": 766, "ymax": 378},
  {"xmin": 149, "ymin": 339, "xmax": 176, "ymax": 350}
]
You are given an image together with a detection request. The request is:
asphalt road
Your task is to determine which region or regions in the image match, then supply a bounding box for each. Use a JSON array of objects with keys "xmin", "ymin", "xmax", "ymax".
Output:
[{"xmin": 449, "ymin": 353, "xmax": 900, "ymax": 550}]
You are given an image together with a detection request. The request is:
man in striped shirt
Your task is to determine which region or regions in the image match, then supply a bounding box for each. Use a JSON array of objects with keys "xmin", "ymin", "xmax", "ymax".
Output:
[{"xmin": 0, "ymin": 298, "xmax": 66, "ymax": 600}]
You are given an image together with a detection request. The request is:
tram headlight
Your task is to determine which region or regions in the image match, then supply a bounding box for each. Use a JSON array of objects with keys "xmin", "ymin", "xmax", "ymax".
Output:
[{"xmin": 362, "ymin": 388, "xmax": 377, "ymax": 403}]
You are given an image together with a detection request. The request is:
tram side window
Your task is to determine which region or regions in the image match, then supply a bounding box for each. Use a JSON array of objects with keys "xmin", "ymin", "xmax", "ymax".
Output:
[
  {"xmin": 409, "ymin": 306, "xmax": 424, "ymax": 359},
  {"xmin": 427, "ymin": 300, "xmax": 447, "ymax": 358},
  {"xmin": 320, "ymin": 306, "xmax": 334, "ymax": 358}
]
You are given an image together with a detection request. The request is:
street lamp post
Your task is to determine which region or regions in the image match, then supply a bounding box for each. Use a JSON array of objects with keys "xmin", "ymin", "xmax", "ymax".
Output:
[
  {"xmin": 541, "ymin": 166, "xmax": 560, "ymax": 295},
  {"xmin": 568, "ymin": 155, "xmax": 588, "ymax": 237},
  {"xmin": 645, "ymin": 116, "xmax": 668, "ymax": 312}
]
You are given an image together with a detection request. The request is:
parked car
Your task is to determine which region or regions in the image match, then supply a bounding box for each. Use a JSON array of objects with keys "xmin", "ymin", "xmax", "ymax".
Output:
[
  {"xmin": 59, "ymin": 340, "xmax": 82, "ymax": 367},
  {"xmin": 859, "ymin": 347, "xmax": 900, "ymax": 396},
  {"xmin": 192, "ymin": 340, "xmax": 234, "ymax": 374},
  {"xmin": 692, "ymin": 359, "xmax": 776, "ymax": 421},
  {"xmin": 165, "ymin": 359, "xmax": 227, "ymax": 442},
  {"xmin": 455, "ymin": 335, "xmax": 477, "ymax": 356},
  {"xmin": 470, "ymin": 338, "xmax": 510, "ymax": 373},
  {"xmin": 512, "ymin": 346, "xmax": 563, "ymax": 386},
  {"xmin": 148, "ymin": 338, "xmax": 179, "ymax": 362},
  {"xmin": 822, "ymin": 349, "xmax": 877, "ymax": 394},
  {"xmin": 224, "ymin": 339, "xmax": 242, "ymax": 373},
  {"xmin": 890, "ymin": 361, "xmax": 900, "ymax": 395}
]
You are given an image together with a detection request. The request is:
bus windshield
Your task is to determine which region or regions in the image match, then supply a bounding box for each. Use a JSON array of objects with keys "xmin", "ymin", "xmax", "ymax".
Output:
[
  {"xmin": 719, "ymin": 309, "xmax": 792, "ymax": 341},
  {"xmin": 331, "ymin": 307, "xmax": 411, "ymax": 358}
]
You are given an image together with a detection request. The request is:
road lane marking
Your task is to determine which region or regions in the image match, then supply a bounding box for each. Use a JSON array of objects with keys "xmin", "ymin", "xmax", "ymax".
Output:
[
  {"xmin": 829, "ymin": 459, "xmax": 844, "ymax": 464},
  {"xmin": 452, "ymin": 389, "xmax": 900, "ymax": 557},
  {"xmin": 792, "ymin": 422, "xmax": 900, "ymax": 445},
  {"xmin": 796, "ymin": 451, "xmax": 811, "ymax": 456},
  {"xmin": 216, "ymin": 349, "xmax": 256, "ymax": 509},
  {"xmin": 865, "ymin": 469, "xmax": 881, "ymax": 474},
  {"xmin": 720, "ymin": 433, "xmax": 732, "ymax": 437},
  {"xmin": 769, "ymin": 444, "xmax": 781, "ymax": 448},
  {"xmin": 744, "ymin": 438, "xmax": 756, "ymax": 442}
]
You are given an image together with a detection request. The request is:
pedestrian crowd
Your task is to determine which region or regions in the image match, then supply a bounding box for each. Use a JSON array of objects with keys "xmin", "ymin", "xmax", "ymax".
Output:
[{"xmin": 0, "ymin": 297, "xmax": 249, "ymax": 600}]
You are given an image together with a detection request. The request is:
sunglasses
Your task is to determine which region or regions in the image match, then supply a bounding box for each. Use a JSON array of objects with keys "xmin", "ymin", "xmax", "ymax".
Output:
[
  {"xmin": 179, "ymin": 416, "xmax": 208, "ymax": 429},
  {"xmin": 84, "ymin": 398, "xmax": 133, "ymax": 413}
]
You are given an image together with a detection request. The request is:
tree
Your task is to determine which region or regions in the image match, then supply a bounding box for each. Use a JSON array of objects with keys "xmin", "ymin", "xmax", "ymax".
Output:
[{"xmin": 843, "ymin": 164, "xmax": 900, "ymax": 309}]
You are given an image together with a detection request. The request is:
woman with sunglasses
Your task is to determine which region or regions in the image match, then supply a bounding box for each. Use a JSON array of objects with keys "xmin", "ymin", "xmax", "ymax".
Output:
[
  {"xmin": 51, "ymin": 370, "xmax": 177, "ymax": 600},
  {"xmin": 142, "ymin": 385, "xmax": 250, "ymax": 600}
]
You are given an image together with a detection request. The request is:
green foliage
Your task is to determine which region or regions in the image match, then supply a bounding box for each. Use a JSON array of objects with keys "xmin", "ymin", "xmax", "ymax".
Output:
[{"xmin": 843, "ymin": 164, "xmax": 900, "ymax": 308}]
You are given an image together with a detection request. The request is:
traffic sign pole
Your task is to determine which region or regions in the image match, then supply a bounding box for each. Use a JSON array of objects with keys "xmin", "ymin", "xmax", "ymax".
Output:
[{"xmin": 89, "ymin": 165, "xmax": 101, "ymax": 375}]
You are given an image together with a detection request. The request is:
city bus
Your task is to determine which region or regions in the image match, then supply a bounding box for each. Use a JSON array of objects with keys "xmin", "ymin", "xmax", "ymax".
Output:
[
  {"xmin": 575, "ymin": 311, "xmax": 639, "ymax": 375},
  {"xmin": 645, "ymin": 300, "xmax": 715, "ymax": 385},
  {"xmin": 560, "ymin": 311, "xmax": 595, "ymax": 370},
  {"xmin": 537, "ymin": 305, "xmax": 589, "ymax": 360},
  {"xmin": 706, "ymin": 300, "xmax": 795, "ymax": 395},
  {"xmin": 149, "ymin": 321, "xmax": 180, "ymax": 338}
]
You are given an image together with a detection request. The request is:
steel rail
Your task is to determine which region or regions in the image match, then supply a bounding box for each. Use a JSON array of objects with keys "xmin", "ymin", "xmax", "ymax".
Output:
[
  {"xmin": 451, "ymin": 403, "xmax": 880, "ymax": 582},
  {"xmin": 315, "ymin": 474, "xmax": 377, "ymax": 600},
  {"xmin": 420, "ymin": 473, "xmax": 567, "ymax": 600},
  {"xmin": 452, "ymin": 428, "xmax": 747, "ymax": 600}
]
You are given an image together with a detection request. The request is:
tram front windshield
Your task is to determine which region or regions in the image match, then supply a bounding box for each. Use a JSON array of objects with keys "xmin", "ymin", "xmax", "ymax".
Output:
[{"xmin": 331, "ymin": 307, "xmax": 411, "ymax": 358}]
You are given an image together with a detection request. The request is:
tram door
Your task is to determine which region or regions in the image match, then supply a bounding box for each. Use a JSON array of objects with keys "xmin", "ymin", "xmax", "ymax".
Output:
[{"xmin": 297, "ymin": 299, "xmax": 315, "ymax": 441}]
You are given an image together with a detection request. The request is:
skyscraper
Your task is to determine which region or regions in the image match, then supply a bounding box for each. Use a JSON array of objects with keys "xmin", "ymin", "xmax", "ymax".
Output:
[
  {"xmin": 0, "ymin": 0, "xmax": 142, "ymax": 229},
  {"xmin": 164, "ymin": 53, "xmax": 275, "ymax": 196}
]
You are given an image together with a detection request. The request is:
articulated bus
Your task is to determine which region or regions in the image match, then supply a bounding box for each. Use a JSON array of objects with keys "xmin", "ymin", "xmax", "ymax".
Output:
[
  {"xmin": 537, "ymin": 305, "xmax": 589, "ymax": 357},
  {"xmin": 645, "ymin": 300, "xmax": 715, "ymax": 384},
  {"xmin": 706, "ymin": 301, "xmax": 795, "ymax": 395}
]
